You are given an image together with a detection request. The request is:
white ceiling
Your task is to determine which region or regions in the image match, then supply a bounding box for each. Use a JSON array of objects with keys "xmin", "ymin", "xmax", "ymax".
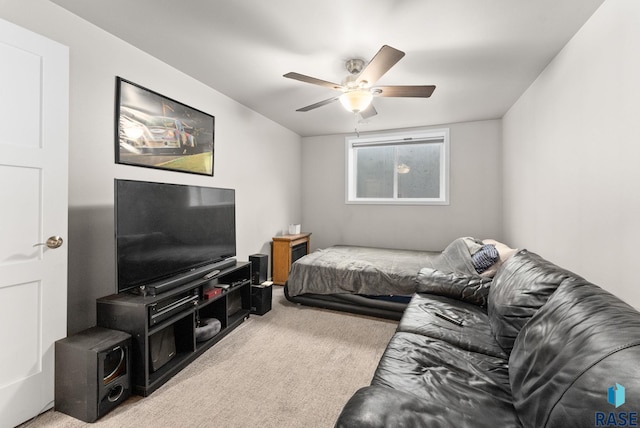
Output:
[{"xmin": 51, "ymin": 0, "xmax": 604, "ymax": 137}]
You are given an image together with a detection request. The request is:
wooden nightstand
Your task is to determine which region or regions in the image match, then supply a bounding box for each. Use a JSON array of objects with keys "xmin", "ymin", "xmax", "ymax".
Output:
[{"xmin": 272, "ymin": 233, "xmax": 311, "ymax": 285}]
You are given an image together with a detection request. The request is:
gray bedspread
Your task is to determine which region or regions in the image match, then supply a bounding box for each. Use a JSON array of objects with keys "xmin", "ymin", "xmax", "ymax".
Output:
[{"xmin": 287, "ymin": 238, "xmax": 479, "ymax": 297}]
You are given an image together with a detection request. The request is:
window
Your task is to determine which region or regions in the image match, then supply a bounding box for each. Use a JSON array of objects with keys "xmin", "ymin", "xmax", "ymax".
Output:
[{"xmin": 346, "ymin": 129, "xmax": 449, "ymax": 205}]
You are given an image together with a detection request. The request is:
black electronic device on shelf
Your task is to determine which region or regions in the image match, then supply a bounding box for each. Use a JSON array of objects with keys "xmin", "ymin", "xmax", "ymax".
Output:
[{"xmin": 114, "ymin": 179, "xmax": 237, "ymax": 295}]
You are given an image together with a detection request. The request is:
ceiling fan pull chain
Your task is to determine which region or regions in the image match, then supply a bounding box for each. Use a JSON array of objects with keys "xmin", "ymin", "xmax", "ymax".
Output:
[{"xmin": 354, "ymin": 114, "xmax": 360, "ymax": 138}]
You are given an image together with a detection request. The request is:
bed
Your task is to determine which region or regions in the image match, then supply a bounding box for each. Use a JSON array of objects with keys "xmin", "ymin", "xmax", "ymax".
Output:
[{"xmin": 284, "ymin": 237, "xmax": 502, "ymax": 320}]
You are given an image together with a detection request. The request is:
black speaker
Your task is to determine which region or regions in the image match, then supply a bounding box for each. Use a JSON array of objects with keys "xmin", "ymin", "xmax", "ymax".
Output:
[
  {"xmin": 249, "ymin": 253, "xmax": 268, "ymax": 285},
  {"xmin": 251, "ymin": 284, "xmax": 272, "ymax": 315},
  {"xmin": 55, "ymin": 326, "xmax": 131, "ymax": 422},
  {"xmin": 149, "ymin": 324, "xmax": 176, "ymax": 372}
]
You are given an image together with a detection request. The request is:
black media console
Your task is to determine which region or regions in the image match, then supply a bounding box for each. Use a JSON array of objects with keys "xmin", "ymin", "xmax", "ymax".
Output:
[{"xmin": 97, "ymin": 261, "xmax": 251, "ymax": 396}]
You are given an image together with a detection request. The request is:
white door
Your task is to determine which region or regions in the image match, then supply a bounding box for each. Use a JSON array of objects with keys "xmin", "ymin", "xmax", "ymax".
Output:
[{"xmin": 0, "ymin": 18, "xmax": 69, "ymax": 428}]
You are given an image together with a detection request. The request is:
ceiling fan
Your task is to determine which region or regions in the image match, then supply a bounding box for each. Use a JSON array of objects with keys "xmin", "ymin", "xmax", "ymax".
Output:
[{"xmin": 284, "ymin": 45, "xmax": 435, "ymax": 119}]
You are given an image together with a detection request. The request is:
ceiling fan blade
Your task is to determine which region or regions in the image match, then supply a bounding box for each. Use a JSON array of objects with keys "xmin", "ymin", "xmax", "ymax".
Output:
[
  {"xmin": 374, "ymin": 85, "xmax": 436, "ymax": 98},
  {"xmin": 357, "ymin": 45, "xmax": 405, "ymax": 86},
  {"xmin": 296, "ymin": 96, "xmax": 340, "ymax": 112},
  {"xmin": 284, "ymin": 72, "xmax": 342, "ymax": 90},
  {"xmin": 360, "ymin": 104, "xmax": 377, "ymax": 119}
]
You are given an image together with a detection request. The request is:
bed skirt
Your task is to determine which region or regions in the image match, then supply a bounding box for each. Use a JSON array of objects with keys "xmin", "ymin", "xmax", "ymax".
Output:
[{"xmin": 284, "ymin": 284, "xmax": 408, "ymax": 320}]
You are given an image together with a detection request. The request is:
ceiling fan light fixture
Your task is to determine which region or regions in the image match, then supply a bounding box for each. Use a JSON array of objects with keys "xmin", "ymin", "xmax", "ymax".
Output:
[{"xmin": 339, "ymin": 90, "xmax": 373, "ymax": 113}]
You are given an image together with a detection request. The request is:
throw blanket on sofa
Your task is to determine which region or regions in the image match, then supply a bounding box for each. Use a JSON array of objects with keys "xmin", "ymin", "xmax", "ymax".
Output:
[{"xmin": 287, "ymin": 237, "xmax": 481, "ymax": 297}]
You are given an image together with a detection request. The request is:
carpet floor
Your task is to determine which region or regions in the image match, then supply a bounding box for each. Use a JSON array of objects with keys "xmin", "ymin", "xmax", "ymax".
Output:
[{"xmin": 22, "ymin": 287, "xmax": 398, "ymax": 428}]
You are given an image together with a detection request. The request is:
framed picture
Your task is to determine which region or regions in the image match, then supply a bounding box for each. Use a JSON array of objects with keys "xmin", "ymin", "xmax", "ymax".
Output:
[{"xmin": 115, "ymin": 77, "xmax": 215, "ymax": 176}]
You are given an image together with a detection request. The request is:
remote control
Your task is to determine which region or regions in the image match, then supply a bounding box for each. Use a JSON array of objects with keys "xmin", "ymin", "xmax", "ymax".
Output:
[
  {"xmin": 203, "ymin": 270, "xmax": 221, "ymax": 279},
  {"xmin": 435, "ymin": 312, "xmax": 464, "ymax": 327}
]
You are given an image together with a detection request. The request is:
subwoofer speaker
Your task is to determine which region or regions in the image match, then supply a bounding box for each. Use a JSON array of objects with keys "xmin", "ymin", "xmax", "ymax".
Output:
[
  {"xmin": 251, "ymin": 284, "xmax": 272, "ymax": 315},
  {"xmin": 249, "ymin": 253, "xmax": 268, "ymax": 285},
  {"xmin": 55, "ymin": 326, "xmax": 131, "ymax": 422}
]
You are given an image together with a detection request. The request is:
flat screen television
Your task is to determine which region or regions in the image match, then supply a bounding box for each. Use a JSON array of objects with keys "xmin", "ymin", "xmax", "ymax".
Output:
[{"xmin": 115, "ymin": 179, "xmax": 236, "ymax": 294}]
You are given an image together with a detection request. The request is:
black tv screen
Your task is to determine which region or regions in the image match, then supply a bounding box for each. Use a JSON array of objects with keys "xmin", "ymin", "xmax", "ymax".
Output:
[{"xmin": 115, "ymin": 179, "xmax": 236, "ymax": 293}]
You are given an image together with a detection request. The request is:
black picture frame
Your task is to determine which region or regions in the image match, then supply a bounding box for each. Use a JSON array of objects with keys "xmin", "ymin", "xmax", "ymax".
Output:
[{"xmin": 115, "ymin": 77, "xmax": 215, "ymax": 176}]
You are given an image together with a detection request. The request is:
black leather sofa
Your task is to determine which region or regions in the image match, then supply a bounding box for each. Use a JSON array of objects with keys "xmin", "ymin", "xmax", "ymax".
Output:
[{"xmin": 335, "ymin": 249, "xmax": 640, "ymax": 427}]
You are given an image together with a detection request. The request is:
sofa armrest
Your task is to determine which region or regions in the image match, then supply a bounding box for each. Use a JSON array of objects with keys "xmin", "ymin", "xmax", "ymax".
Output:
[
  {"xmin": 335, "ymin": 385, "xmax": 521, "ymax": 428},
  {"xmin": 335, "ymin": 386, "xmax": 436, "ymax": 428}
]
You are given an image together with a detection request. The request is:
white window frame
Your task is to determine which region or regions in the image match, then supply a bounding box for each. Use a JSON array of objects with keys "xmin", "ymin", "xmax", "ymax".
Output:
[{"xmin": 345, "ymin": 128, "xmax": 450, "ymax": 205}]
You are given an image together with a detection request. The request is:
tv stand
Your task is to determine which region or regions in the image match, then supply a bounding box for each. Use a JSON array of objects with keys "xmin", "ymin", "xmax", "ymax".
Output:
[{"xmin": 97, "ymin": 261, "xmax": 251, "ymax": 396}]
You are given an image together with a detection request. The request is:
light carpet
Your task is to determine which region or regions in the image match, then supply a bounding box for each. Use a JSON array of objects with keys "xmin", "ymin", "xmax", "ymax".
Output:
[{"xmin": 23, "ymin": 287, "xmax": 397, "ymax": 428}]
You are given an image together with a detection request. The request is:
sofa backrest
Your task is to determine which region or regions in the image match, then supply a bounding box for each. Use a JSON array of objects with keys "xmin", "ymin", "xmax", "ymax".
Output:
[
  {"xmin": 487, "ymin": 249, "xmax": 577, "ymax": 354},
  {"xmin": 509, "ymin": 277, "xmax": 640, "ymax": 427}
]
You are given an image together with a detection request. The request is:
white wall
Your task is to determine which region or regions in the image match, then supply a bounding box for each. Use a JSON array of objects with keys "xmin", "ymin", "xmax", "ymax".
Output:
[
  {"xmin": 0, "ymin": 0, "xmax": 302, "ymax": 333},
  {"xmin": 302, "ymin": 120, "xmax": 503, "ymax": 251},
  {"xmin": 503, "ymin": 0, "xmax": 640, "ymax": 307}
]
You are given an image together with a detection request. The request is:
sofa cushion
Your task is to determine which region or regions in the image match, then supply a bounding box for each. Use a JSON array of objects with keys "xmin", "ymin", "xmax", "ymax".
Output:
[
  {"xmin": 417, "ymin": 268, "xmax": 492, "ymax": 306},
  {"xmin": 362, "ymin": 331, "xmax": 520, "ymax": 428},
  {"xmin": 399, "ymin": 293, "xmax": 507, "ymax": 359},
  {"xmin": 509, "ymin": 278, "xmax": 640, "ymax": 428},
  {"xmin": 487, "ymin": 249, "xmax": 576, "ymax": 353}
]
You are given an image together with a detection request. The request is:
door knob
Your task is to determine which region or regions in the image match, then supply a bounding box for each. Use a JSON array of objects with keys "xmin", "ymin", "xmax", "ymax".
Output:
[{"xmin": 33, "ymin": 236, "xmax": 64, "ymax": 249}]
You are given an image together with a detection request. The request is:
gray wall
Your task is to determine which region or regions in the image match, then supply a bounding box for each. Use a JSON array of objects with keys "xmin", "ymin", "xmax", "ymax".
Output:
[
  {"xmin": 301, "ymin": 120, "xmax": 503, "ymax": 251},
  {"xmin": 6, "ymin": 0, "xmax": 637, "ymax": 326},
  {"xmin": 503, "ymin": 0, "xmax": 639, "ymax": 307},
  {"xmin": 1, "ymin": 0, "xmax": 302, "ymax": 334}
]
